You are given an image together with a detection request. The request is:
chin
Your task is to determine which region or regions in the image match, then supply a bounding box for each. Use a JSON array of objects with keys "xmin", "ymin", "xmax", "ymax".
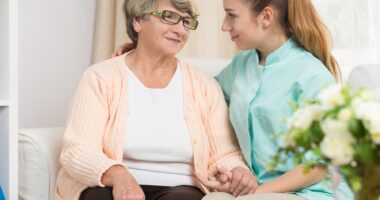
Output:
[
  {"xmin": 162, "ymin": 47, "xmax": 183, "ymax": 56},
  {"xmin": 236, "ymin": 43, "xmax": 252, "ymax": 51}
]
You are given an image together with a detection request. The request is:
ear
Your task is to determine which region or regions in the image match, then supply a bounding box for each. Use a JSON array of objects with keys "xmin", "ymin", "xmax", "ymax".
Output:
[
  {"xmin": 132, "ymin": 16, "xmax": 142, "ymax": 32},
  {"xmin": 260, "ymin": 7, "xmax": 275, "ymax": 28}
]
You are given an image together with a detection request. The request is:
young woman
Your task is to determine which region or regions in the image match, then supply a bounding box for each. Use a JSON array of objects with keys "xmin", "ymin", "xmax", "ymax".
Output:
[{"xmin": 196, "ymin": 0, "xmax": 354, "ymax": 199}]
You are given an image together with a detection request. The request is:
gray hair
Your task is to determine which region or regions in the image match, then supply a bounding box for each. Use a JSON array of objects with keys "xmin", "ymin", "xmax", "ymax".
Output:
[{"xmin": 123, "ymin": 0, "xmax": 198, "ymax": 44}]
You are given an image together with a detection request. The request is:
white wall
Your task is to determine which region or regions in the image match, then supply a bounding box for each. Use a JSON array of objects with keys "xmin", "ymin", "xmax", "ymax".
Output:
[
  {"xmin": 19, "ymin": 0, "xmax": 96, "ymax": 128},
  {"xmin": 0, "ymin": 0, "xmax": 9, "ymax": 102}
]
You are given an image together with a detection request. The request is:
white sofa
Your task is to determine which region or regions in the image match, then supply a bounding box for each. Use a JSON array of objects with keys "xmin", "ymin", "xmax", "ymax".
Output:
[
  {"xmin": 18, "ymin": 59, "xmax": 379, "ymax": 200},
  {"xmin": 19, "ymin": 127, "xmax": 65, "ymax": 200},
  {"xmin": 17, "ymin": 58, "xmax": 230, "ymax": 200}
]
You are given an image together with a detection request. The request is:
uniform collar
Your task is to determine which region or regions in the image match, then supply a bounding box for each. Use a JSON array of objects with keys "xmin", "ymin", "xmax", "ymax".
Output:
[{"xmin": 254, "ymin": 37, "xmax": 299, "ymax": 68}]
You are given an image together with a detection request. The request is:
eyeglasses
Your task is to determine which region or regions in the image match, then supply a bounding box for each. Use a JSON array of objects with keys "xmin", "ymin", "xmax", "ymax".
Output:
[{"xmin": 151, "ymin": 10, "xmax": 198, "ymax": 30}]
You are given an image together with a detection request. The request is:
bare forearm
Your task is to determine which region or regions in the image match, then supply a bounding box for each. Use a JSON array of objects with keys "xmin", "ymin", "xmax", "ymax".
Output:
[{"xmin": 256, "ymin": 164, "xmax": 327, "ymax": 193}]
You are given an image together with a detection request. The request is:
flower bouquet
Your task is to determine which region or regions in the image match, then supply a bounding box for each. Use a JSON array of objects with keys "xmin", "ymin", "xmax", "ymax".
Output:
[{"xmin": 272, "ymin": 84, "xmax": 380, "ymax": 200}]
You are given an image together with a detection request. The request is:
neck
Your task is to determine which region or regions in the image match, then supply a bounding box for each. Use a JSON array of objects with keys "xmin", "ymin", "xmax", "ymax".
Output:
[
  {"xmin": 127, "ymin": 42, "xmax": 177, "ymax": 74},
  {"xmin": 258, "ymin": 32, "xmax": 289, "ymax": 65},
  {"xmin": 125, "ymin": 42, "xmax": 178, "ymax": 88}
]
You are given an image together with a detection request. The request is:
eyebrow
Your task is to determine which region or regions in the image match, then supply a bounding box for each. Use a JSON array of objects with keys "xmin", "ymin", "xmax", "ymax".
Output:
[{"xmin": 225, "ymin": 8, "xmax": 235, "ymax": 12}]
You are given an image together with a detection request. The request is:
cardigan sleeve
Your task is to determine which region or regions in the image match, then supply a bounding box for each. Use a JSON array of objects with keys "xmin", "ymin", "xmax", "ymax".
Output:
[
  {"xmin": 59, "ymin": 68, "xmax": 125, "ymax": 187},
  {"xmin": 204, "ymin": 78, "xmax": 249, "ymax": 173}
]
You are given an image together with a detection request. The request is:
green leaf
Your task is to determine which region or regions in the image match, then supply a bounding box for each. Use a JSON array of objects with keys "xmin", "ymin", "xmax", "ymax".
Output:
[
  {"xmin": 354, "ymin": 139, "xmax": 376, "ymax": 165},
  {"xmin": 348, "ymin": 119, "xmax": 366, "ymax": 138},
  {"xmin": 310, "ymin": 122, "xmax": 324, "ymax": 142}
]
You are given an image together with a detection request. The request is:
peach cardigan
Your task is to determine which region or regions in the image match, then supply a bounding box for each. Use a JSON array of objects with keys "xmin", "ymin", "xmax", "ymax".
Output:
[{"xmin": 55, "ymin": 54, "xmax": 247, "ymax": 200}]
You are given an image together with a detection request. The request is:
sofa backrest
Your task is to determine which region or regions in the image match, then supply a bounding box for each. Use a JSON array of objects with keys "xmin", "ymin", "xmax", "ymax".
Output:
[
  {"xmin": 181, "ymin": 57, "xmax": 231, "ymax": 77},
  {"xmin": 348, "ymin": 64, "xmax": 380, "ymax": 89}
]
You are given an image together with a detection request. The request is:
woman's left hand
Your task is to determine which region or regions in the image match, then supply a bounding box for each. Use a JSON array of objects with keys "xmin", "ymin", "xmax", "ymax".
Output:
[
  {"xmin": 195, "ymin": 166, "xmax": 258, "ymax": 196},
  {"xmin": 227, "ymin": 166, "xmax": 259, "ymax": 196}
]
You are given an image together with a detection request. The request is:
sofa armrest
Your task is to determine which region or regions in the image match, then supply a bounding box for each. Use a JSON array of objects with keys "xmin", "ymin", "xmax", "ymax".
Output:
[{"xmin": 19, "ymin": 127, "xmax": 65, "ymax": 200}]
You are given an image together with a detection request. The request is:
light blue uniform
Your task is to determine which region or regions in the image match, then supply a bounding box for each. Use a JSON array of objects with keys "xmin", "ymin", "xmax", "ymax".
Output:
[{"xmin": 216, "ymin": 38, "xmax": 354, "ymax": 200}]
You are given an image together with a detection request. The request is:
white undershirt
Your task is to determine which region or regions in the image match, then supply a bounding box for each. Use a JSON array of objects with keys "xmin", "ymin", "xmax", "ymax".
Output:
[{"xmin": 123, "ymin": 65, "xmax": 196, "ymax": 186}]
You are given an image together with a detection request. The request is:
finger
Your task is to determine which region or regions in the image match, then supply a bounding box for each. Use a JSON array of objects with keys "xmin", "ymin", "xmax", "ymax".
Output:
[
  {"xmin": 216, "ymin": 173, "xmax": 229, "ymax": 184},
  {"xmin": 110, "ymin": 51, "xmax": 117, "ymax": 58},
  {"xmin": 117, "ymin": 48, "xmax": 124, "ymax": 56},
  {"xmin": 209, "ymin": 169, "xmax": 218, "ymax": 178},
  {"xmin": 195, "ymin": 173, "xmax": 220, "ymax": 189},
  {"xmin": 233, "ymin": 176, "xmax": 249, "ymax": 196},
  {"xmin": 252, "ymin": 179, "xmax": 259, "ymax": 190},
  {"xmin": 230, "ymin": 171, "xmax": 243, "ymax": 192},
  {"xmin": 237, "ymin": 178, "xmax": 253, "ymax": 196},
  {"xmin": 216, "ymin": 165, "xmax": 232, "ymax": 180},
  {"xmin": 248, "ymin": 187, "xmax": 256, "ymax": 194}
]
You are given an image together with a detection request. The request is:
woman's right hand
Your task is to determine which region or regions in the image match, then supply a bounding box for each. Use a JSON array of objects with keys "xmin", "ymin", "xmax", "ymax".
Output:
[
  {"xmin": 102, "ymin": 165, "xmax": 145, "ymax": 200},
  {"xmin": 111, "ymin": 43, "xmax": 136, "ymax": 57}
]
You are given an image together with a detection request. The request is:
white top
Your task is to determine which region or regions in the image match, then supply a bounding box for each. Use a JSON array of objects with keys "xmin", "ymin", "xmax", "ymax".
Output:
[{"xmin": 123, "ymin": 65, "xmax": 196, "ymax": 186}]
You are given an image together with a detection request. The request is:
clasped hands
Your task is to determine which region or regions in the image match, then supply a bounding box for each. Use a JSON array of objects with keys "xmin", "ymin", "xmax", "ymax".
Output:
[{"xmin": 196, "ymin": 165, "xmax": 259, "ymax": 197}]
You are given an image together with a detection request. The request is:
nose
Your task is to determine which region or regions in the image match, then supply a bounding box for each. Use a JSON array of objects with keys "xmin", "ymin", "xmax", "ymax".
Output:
[
  {"xmin": 172, "ymin": 21, "xmax": 188, "ymax": 35},
  {"xmin": 221, "ymin": 17, "xmax": 231, "ymax": 32}
]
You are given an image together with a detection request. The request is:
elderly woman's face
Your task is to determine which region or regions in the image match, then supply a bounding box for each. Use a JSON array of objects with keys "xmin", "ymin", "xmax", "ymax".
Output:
[{"xmin": 135, "ymin": 0, "xmax": 192, "ymax": 56}]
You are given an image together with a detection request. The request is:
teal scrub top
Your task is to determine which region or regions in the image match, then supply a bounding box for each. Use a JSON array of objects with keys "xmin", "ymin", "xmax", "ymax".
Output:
[{"xmin": 216, "ymin": 38, "xmax": 354, "ymax": 200}]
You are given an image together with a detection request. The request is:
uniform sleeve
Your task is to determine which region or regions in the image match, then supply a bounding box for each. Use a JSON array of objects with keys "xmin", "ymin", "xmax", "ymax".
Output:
[
  {"xmin": 298, "ymin": 68, "xmax": 336, "ymax": 104},
  {"xmin": 60, "ymin": 69, "xmax": 125, "ymax": 187}
]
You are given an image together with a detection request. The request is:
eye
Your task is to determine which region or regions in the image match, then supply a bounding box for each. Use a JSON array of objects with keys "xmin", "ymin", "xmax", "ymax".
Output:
[
  {"xmin": 183, "ymin": 18, "xmax": 191, "ymax": 24},
  {"xmin": 165, "ymin": 13, "xmax": 175, "ymax": 19},
  {"xmin": 227, "ymin": 13, "xmax": 237, "ymax": 19}
]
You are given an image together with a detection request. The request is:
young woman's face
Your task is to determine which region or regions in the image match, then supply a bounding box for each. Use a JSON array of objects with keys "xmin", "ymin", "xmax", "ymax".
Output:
[{"xmin": 222, "ymin": 0, "xmax": 265, "ymax": 50}]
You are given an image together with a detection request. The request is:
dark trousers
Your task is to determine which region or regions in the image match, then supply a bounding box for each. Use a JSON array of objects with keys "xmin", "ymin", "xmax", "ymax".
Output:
[{"xmin": 79, "ymin": 185, "xmax": 205, "ymax": 200}]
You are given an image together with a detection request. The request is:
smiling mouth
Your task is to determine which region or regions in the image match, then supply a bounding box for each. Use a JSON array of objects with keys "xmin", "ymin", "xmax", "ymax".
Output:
[
  {"xmin": 166, "ymin": 38, "xmax": 181, "ymax": 43},
  {"xmin": 231, "ymin": 35, "xmax": 239, "ymax": 40}
]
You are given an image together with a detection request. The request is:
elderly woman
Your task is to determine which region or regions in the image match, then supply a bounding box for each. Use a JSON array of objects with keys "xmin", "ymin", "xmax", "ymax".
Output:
[{"xmin": 55, "ymin": 0, "xmax": 255, "ymax": 200}]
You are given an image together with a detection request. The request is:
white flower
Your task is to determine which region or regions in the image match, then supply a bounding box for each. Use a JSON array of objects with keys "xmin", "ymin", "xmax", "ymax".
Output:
[
  {"xmin": 287, "ymin": 105, "xmax": 323, "ymax": 130},
  {"xmin": 337, "ymin": 108, "xmax": 353, "ymax": 122},
  {"xmin": 360, "ymin": 90, "xmax": 374, "ymax": 101},
  {"xmin": 284, "ymin": 130, "xmax": 298, "ymax": 148},
  {"xmin": 321, "ymin": 134, "xmax": 354, "ymax": 166},
  {"xmin": 320, "ymin": 118, "xmax": 355, "ymax": 166},
  {"xmin": 354, "ymin": 100, "xmax": 380, "ymax": 143},
  {"xmin": 318, "ymin": 85, "xmax": 345, "ymax": 109},
  {"xmin": 321, "ymin": 118, "xmax": 349, "ymax": 137}
]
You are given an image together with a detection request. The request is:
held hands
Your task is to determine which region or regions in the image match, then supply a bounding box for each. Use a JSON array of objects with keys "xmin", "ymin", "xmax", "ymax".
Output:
[
  {"xmin": 102, "ymin": 165, "xmax": 145, "ymax": 200},
  {"xmin": 196, "ymin": 165, "xmax": 259, "ymax": 197}
]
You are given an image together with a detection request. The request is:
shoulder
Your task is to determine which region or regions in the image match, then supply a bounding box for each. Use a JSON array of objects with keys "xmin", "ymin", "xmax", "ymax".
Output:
[
  {"xmin": 290, "ymin": 47, "xmax": 335, "ymax": 83},
  {"xmin": 231, "ymin": 50, "xmax": 256, "ymax": 67},
  {"xmin": 83, "ymin": 54, "xmax": 126, "ymax": 84}
]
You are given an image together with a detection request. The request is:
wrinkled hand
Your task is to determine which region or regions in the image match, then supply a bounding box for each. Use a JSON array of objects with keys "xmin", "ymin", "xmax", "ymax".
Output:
[
  {"xmin": 228, "ymin": 166, "xmax": 259, "ymax": 196},
  {"xmin": 102, "ymin": 166, "xmax": 145, "ymax": 200},
  {"xmin": 111, "ymin": 43, "xmax": 136, "ymax": 57},
  {"xmin": 195, "ymin": 171, "xmax": 231, "ymax": 193}
]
